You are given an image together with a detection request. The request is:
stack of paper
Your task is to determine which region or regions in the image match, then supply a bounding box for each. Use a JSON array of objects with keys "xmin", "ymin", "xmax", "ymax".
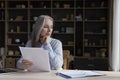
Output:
[
  {"xmin": 19, "ymin": 47, "xmax": 51, "ymax": 72},
  {"xmin": 57, "ymin": 70, "xmax": 105, "ymax": 78}
]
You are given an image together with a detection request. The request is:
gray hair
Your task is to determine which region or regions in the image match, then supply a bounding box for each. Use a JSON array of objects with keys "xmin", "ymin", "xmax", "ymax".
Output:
[{"xmin": 30, "ymin": 15, "xmax": 53, "ymax": 47}]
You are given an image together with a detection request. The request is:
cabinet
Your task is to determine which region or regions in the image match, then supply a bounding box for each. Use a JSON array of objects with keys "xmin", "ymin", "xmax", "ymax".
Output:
[
  {"xmin": 0, "ymin": 0, "xmax": 112, "ymax": 70},
  {"xmin": 52, "ymin": 0, "xmax": 75, "ymax": 56},
  {"xmin": 74, "ymin": 58, "xmax": 108, "ymax": 70},
  {"xmin": 74, "ymin": 0, "xmax": 112, "ymax": 70}
]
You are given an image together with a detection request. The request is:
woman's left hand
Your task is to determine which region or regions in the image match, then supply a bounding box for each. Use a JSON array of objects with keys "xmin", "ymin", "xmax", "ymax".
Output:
[{"xmin": 40, "ymin": 36, "xmax": 50, "ymax": 45}]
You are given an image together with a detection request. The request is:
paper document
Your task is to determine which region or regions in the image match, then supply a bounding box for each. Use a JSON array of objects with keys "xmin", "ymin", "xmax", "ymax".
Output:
[
  {"xmin": 57, "ymin": 70, "xmax": 105, "ymax": 78},
  {"xmin": 19, "ymin": 47, "xmax": 51, "ymax": 72}
]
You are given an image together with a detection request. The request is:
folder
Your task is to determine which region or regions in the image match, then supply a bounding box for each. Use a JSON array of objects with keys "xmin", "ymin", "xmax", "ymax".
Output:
[{"xmin": 57, "ymin": 70, "xmax": 105, "ymax": 78}]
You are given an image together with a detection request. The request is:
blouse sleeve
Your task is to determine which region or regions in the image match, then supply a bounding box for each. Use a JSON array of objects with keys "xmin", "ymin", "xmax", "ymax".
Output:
[{"xmin": 42, "ymin": 39, "xmax": 63, "ymax": 70}]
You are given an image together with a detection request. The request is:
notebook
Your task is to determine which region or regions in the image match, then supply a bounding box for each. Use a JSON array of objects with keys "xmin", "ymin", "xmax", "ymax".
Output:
[
  {"xmin": 19, "ymin": 47, "xmax": 51, "ymax": 72},
  {"xmin": 57, "ymin": 70, "xmax": 105, "ymax": 78}
]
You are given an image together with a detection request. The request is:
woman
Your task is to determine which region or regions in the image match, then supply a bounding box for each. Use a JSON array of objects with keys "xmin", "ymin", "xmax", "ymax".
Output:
[{"xmin": 17, "ymin": 15, "xmax": 63, "ymax": 70}]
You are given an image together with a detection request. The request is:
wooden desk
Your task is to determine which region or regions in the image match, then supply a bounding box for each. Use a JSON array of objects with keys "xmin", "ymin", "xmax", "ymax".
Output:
[{"xmin": 0, "ymin": 70, "xmax": 120, "ymax": 80}]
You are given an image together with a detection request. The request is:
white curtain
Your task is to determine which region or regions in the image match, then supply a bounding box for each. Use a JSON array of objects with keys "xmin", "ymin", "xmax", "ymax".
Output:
[{"xmin": 112, "ymin": 0, "xmax": 120, "ymax": 71}]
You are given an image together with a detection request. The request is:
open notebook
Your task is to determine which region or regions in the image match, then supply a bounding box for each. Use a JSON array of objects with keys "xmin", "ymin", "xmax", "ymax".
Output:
[
  {"xmin": 19, "ymin": 47, "xmax": 51, "ymax": 72},
  {"xmin": 57, "ymin": 70, "xmax": 105, "ymax": 78}
]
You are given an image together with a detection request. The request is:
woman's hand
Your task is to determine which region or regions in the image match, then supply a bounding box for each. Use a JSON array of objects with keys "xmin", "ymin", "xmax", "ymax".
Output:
[
  {"xmin": 40, "ymin": 36, "xmax": 50, "ymax": 45},
  {"xmin": 22, "ymin": 59, "xmax": 33, "ymax": 70}
]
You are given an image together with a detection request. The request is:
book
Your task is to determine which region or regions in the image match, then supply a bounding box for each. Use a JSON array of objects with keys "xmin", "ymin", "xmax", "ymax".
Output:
[{"xmin": 57, "ymin": 70, "xmax": 105, "ymax": 78}]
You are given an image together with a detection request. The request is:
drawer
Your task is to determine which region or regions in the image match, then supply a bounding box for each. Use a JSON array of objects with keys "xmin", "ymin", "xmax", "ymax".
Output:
[{"xmin": 73, "ymin": 58, "xmax": 108, "ymax": 70}]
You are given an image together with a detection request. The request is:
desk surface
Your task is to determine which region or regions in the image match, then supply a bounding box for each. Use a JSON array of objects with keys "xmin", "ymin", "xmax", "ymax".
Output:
[{"xmin": 0, "ymin": 70, "xmax": 120, "ymax": 80}]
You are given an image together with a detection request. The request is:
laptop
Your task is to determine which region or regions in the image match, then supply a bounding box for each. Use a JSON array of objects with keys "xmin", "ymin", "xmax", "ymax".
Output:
[{"xmin": 19, "ymin": 47, "xmax": 51, "ymax": 72}]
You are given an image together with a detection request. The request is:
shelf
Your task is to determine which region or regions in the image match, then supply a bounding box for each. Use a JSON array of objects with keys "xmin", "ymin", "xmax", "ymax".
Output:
[
  {"xmin": 7, "ymin": 44, "xmax": 24, "ymax": 46},
  {"xmin": 63, "ymin": 45, "xmax": 74, "ymax": 47},
  {"xmin": 84, "ymin": 7, "xmax": 108, "ymax": 9},
  {"xmin": 85, "ymin": 45, "xmax": 107, "ymax": 48},
  {"xmin": 7, "ymin": 31, "xmax": 28, "ymax": 34},
  {"xmin": 7, "ymin": 8, "xmax": 28, "ymax": 10},
  {"xmin": 84, "ymin": 33, "xmax": 107, "ymax": 35}
]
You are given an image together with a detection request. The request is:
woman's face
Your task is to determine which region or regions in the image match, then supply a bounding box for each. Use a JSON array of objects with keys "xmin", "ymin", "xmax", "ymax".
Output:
[{"xmin": 40, "ymin": 18, "xmax": 53, "ymax": 37}]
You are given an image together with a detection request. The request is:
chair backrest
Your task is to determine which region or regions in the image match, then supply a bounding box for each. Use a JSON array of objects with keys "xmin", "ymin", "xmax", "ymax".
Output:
[{"xmin": 63, "ymin": 50, "xmax": 70, "ymax": 69}]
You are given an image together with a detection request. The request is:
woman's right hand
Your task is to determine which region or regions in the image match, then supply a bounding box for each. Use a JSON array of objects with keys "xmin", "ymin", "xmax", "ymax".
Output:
[{"xmin": 22, "ymin": 59, "xmax": 33, "ymax": 70}]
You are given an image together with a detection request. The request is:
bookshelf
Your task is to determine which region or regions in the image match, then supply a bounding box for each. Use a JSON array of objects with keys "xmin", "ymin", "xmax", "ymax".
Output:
[{"xmin": 0, "ymin": 0, "xmax": 112, "ymax": 70}]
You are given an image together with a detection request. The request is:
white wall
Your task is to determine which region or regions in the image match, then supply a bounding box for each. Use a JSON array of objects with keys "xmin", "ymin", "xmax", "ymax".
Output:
[{"xmin": 112, "ymin": 0, "xmax": 120, "ymax": 71}]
